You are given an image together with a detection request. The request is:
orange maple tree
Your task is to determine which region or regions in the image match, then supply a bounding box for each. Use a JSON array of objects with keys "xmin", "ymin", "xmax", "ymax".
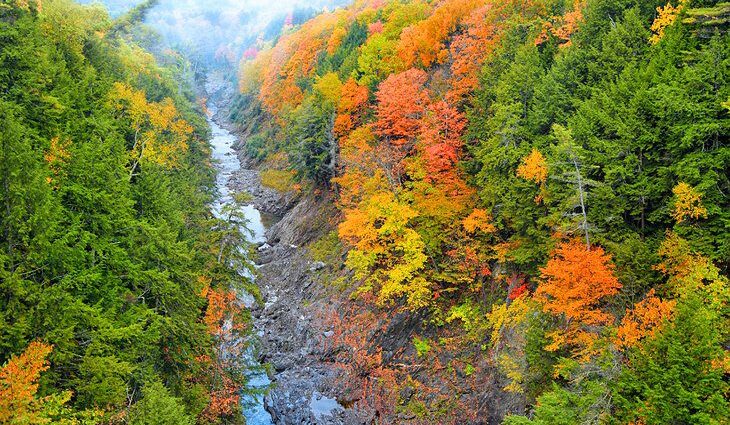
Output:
[
  {"xmin": 334, "ymin": 78, "xmax": 370, "ymax": 137},
  {"xmin": 536, "ymin": 240, "xmax": 622, "ymax": 355},
  {"xmin": 198, "ymin": 284, "xmax": 249, "ymax": 421},
  {"xmin": 258, "ymin": 11, "xmax": 342, "ymax": 114},
  {"xmin": 0, "ymin": 341, "xmax": 54, "ymax": 423},
  {"xmin": 447, "ymin": 5, "xmax": 499, "ymax": 102},
  {"xmin": 321, "ymin": 303, "xmax": 401, "ymax": 419},
  {"xmin": 397, "ymin": 0, "xmax": 486, "ymax": 68},
  {"xmin": 327, "ymin": 25, "xmax": 347, "ymax": 55},
  {"xmin": 615, "ymin": 289, "xmax": 676, "ymax": 350},
  {"xmin": 535, "ymin": 0, "xmax": 586, "ymax": 47},
  {"xmin": 374, "ymin": 68, "xmax": 430, "ymax": 144}
]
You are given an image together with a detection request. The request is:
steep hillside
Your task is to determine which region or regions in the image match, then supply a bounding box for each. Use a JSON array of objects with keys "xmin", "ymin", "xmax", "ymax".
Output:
[
  {"xmin": 0, "ymin": 1, "xmax": 255, "ymax": 423},
  {"xmin": 233, "ymin": 0, "xmax": 729, "ymax": 423}
]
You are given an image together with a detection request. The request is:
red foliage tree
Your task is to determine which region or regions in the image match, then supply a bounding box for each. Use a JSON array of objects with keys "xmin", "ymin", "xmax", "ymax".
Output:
[
  {"xmin": 368, "ymin": 20, "xmax": 384, "ymax": 35},
  {"xmin": 373, "ymin": 68, "xmax": 430, "ymax": 187},
  {"xmin": 418, "ymin": 100, "xmax": 466, "ymax": 185}
]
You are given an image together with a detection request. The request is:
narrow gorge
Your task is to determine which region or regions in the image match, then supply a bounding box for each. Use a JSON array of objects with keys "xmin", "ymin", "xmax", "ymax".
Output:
[{"xmin": 0, "ymin": 1, "xmax": 727, "ymax": 424}]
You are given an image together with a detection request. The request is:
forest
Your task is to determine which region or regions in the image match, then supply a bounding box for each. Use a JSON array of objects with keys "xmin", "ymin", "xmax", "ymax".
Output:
[
  {"xmin": 233, "ymin": 0, "xmax": 729, "ymax": 422},
  {"xmin": 0, "ymin": 0, "xmax": 256, "ymax": 423},
  {"xmin": 0, "ymin": 0, "xmax": 728, "ymax": 423}
]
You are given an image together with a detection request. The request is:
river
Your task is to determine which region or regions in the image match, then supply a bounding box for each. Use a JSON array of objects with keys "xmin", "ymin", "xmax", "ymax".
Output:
[{"xmin": 207, "ymin": 104, "xmax": 275, "ymax": 425}]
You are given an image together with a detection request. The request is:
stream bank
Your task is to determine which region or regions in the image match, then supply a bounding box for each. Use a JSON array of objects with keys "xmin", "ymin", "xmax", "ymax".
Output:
[{"xmin": 205, "ymin": 73, "xmax": 367, "ymax": 424}]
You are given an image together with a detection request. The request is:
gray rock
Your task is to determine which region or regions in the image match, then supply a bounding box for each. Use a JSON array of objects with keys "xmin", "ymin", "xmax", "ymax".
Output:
[{"xmin": 309, "ymin": 261, "xmax": 326, "ymax": 272}]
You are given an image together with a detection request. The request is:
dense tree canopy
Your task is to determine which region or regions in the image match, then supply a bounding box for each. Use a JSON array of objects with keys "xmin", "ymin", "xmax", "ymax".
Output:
[
  {"xmin": 0, "ymin": 1, "xmax": 253, "ymax": 423},
  {"xmin": 232, "ymin": 0, "xmax": 728, "ymax": 421}
]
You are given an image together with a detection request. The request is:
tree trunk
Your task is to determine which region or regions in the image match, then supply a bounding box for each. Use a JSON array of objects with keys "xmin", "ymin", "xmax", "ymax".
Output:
[
  {"xmin": 572, "ymin": 156, "xmax": 590, "ymax": 249},
  {"xmin": 326, "ymin": 112, "xmax": 339, "ymax": 197},
  {"xmin": 129, "ymin": 128, "xmax": 142, "ymax": 181},
  {"xmin": 1, "ymin": 136, "xmax": 12, "ymax": 269}
]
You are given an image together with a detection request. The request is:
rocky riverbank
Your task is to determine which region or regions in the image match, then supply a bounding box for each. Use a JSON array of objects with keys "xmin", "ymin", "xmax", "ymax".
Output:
[{"xmin": 206, "ymin": 72, "xmax": 370, "ymax": 424}]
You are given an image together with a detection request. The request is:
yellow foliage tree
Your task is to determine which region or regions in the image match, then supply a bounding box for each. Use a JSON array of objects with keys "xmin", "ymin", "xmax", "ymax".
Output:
[
  {"xmin": 517, "ymin": 148, "xmax": 549, "ymax": 203},
  {"xmin": 339, "ymin": 191, "xmax": 431, "ymax": 310},
  {"xmin": 239, "ymin": 49, "xmax": 272, "ymax": 95},
  {"xmin": 313, "ymin": 72, "xmax": 343, "ymax": 105},
  {"xmin": 517, "ymin": 148, "xmax": 548, "ymax": 184},
  {"xmin": 327, "ymin": 25, "xmax": 347, "ymax": 55},
  {"xmin": 671, "ymin": 181, "xmax": 708, "ymax": 223},
  {"xmin": 109, "ymin": 82, "xmax": 192, "ymax": 179},
  {"xmin": 650, "ymin": 0, "xmax": 687, "ymax": 44},
  {"xmin": 655, "ymin": 232, "xmax": 729, "ymax": 312},
  {"xmin": 486, "ymin": 294, "xmax": 537, "ymax": 393},
  {"xmin": 44, "ymin": 136, "xmax": 71, "ymax": 187}
]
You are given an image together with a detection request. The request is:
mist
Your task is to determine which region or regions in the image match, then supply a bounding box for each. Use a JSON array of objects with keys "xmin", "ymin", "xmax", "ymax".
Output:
[{"xmin": 80, "ymin": 0, "xmax": 351, "ymax": 66}]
